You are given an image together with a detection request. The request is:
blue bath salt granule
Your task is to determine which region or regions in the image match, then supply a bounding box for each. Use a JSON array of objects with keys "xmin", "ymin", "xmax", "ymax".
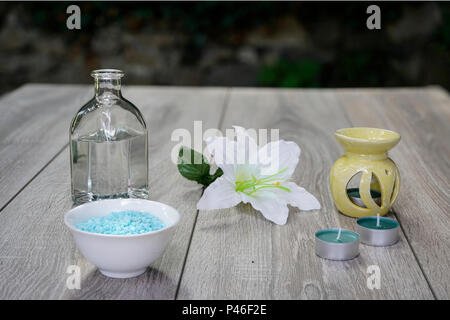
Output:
[{"xmin": 76, "ymin": 211, "xmax": 165, "ymax": 235}]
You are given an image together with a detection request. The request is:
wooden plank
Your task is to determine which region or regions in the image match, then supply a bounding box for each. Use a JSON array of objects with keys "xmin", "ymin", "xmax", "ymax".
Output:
[
  {"xmin": 0, "ymin": 84, "xmax": 91, "ymax": 211},
  {"xmin": 0, "ymin": 86, "xmax": 228, "ymax": 299},
  {"xmin": 336, "ymin": 87, "xmax": 450, "ymax": 299},
  {"xmin": 178, "ymin": 88, "xmax": 434, "ymax": 299}
]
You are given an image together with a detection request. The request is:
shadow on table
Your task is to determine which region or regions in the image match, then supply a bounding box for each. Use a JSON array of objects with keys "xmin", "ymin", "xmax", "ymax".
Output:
[{"xmin": 63, "ymin": 266, "xmax": 176, "ymax": 300}]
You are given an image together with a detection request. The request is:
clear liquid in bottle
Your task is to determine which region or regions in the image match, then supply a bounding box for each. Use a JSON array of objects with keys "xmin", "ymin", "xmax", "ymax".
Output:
[{"xmin": 70, "ymin": 70, "xmax": 148, "ymax": 204}]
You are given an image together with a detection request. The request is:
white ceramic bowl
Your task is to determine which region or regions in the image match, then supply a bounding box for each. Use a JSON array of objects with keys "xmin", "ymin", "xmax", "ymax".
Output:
[{"xmin": 64, "ymin": 199, "xmax": 180, "ymax": 278}]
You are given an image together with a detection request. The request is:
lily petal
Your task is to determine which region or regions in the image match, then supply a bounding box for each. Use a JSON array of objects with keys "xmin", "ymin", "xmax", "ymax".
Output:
[
  {"xmin": 233, "ymin": 126, "xmax": 259, "ymax": 165},
  {"xmin": 205, "ymin": 133, "xmax": 260, "ymax": 182},
  {"xmin": 240, "ymin": 191, "xmax": 289, "ymax": 225},
  {"xmin": 277, "ymin": 182, "xmax": 321, "ymax": 211},
  {"xmin": 258, "ymin": 140, "xmax": 301, "ymax": 179},
  {"xmin": 205, "ymin": 136, "xmax": 236, "ymax": 181},
  {"xmin": 197, "ymin": 177, "xmax": 241, "ymax": 210}
]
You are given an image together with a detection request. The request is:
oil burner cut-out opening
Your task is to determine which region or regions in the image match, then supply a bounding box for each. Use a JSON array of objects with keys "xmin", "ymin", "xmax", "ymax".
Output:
[{"xmin": 346, "ymin": 172, "xmax": 381, "ymax": 208}]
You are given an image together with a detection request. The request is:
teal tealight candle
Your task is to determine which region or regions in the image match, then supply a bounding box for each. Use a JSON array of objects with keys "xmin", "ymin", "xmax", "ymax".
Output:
[
  {"xmin": 356, "ymin": 215, "xmax": 399, "ymax": 246},
  {"xmin": 357, "ymin": 216, "xmax": 399, "ymax": 230},
  {"xmin": 316, "ymin": 229, "xmax": 359, "ymax": 243},
  {"xmin": 315, "ymin": 228, "xmax": 360, "ymax": 261}
]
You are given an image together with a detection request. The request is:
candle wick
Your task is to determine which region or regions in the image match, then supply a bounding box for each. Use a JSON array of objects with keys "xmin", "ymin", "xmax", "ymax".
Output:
[
  {"xmin": 376, "ymin": 213, "xmax": 380, "ymax": 227},
  {"xmin": 336, "ymin": 228, "xmax": 342, "ymax": 241}
]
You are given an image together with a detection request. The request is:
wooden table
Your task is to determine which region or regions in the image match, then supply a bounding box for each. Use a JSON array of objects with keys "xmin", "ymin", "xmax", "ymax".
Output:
[{"xmin": 0, "ymin": 84, "xmax": 448, "ymax": 300}]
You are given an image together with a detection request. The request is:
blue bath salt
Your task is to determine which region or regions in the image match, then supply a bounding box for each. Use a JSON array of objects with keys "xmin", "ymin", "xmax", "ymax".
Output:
[{"xmin": 76, "ymin": 211, "xmax": 165, "ymax": 235}]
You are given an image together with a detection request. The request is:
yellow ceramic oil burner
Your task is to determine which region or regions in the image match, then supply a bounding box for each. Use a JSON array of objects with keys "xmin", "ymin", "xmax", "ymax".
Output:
[{"xmin": 330, "ymin": 128, "xmax": 401, "ymax": 218}]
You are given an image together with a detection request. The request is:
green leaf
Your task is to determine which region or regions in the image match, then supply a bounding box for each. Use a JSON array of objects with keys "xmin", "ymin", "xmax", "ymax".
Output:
[
  {"xmin": 204, "ymin": 167, "xmax": 224, "ymax": 186},
  {"xmin": 211, "ymin": 167, "xmax": 224, "ymax": 181},
  {"xmin": 175, "ymin": 146, "xmax": 218, "ymax": 187},
  {"xmin": 177, "ymin": 147, "xmax": 224, "ymax": 187}
]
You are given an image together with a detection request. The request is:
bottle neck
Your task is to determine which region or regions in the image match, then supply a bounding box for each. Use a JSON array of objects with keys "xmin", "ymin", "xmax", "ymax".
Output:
[{"xmin": 94, "ymin": 78, "xmax": 122, "ymax": 101}]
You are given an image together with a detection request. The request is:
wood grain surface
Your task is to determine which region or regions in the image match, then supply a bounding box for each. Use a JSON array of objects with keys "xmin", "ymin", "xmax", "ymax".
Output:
[
  {"xmin": 0, "ymin": 85, "xmax": 448, "ymax": 299},
  {"xmin": 0, "ymin": 84, "xmax": 91, "ymax": 211},
  {"xmin": 335, "ymin": 87, "xmax": 450, "ymax": 299},
  {"xmin": 0, "ymin": 86, "xmax": 227, "ymax": 299},
  {"xmin": 178, "ymin": 88, "xmax": 434, "ymax": 299}
]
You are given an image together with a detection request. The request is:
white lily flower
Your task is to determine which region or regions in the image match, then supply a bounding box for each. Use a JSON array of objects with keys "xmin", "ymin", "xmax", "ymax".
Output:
[{"xmin": 197, "ymin": 126, "xmax": 321, "ymax": 225}]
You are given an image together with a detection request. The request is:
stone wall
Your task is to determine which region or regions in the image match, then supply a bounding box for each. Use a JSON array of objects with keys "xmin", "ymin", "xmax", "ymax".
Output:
[{"xmin": 0, "ymin": 2, "xmax": 448, "ymax": 94}]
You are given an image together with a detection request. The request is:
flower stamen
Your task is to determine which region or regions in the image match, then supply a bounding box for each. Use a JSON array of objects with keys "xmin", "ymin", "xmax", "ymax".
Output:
[{"xmin": 235, "ymin": 168, "xmax": 290, "ymax": 195}]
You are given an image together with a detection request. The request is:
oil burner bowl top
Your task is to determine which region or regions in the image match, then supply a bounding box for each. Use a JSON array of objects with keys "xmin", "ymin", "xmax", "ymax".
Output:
[
  {"xmin": 330, "ymin": 127, "xmax": 401, "ymax": 218},
  {"xmin": 65, "ymin": 199, "xmax": 180, "ymax": 278}
]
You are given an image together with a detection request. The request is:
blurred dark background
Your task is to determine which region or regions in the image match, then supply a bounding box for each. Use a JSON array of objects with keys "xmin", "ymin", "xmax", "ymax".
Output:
[{"xmin": 0, "ymin": 1, "xmax": 449, "ymax": 95}]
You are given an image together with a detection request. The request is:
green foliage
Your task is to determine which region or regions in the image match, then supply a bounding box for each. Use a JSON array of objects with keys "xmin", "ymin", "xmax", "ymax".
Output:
[
  {"xmin": 438, "ymin": 5, "xmax": 450, "ymax": 47},
  {"xmin": 259, "ymin": 59, "xmax": 321, "ymax": 88}
]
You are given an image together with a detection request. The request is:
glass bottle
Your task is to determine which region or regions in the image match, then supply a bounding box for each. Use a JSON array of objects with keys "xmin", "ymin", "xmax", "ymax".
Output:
[{"xmin": 70, "ymin": 69, "xmax": 148, "ymax": 204}]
